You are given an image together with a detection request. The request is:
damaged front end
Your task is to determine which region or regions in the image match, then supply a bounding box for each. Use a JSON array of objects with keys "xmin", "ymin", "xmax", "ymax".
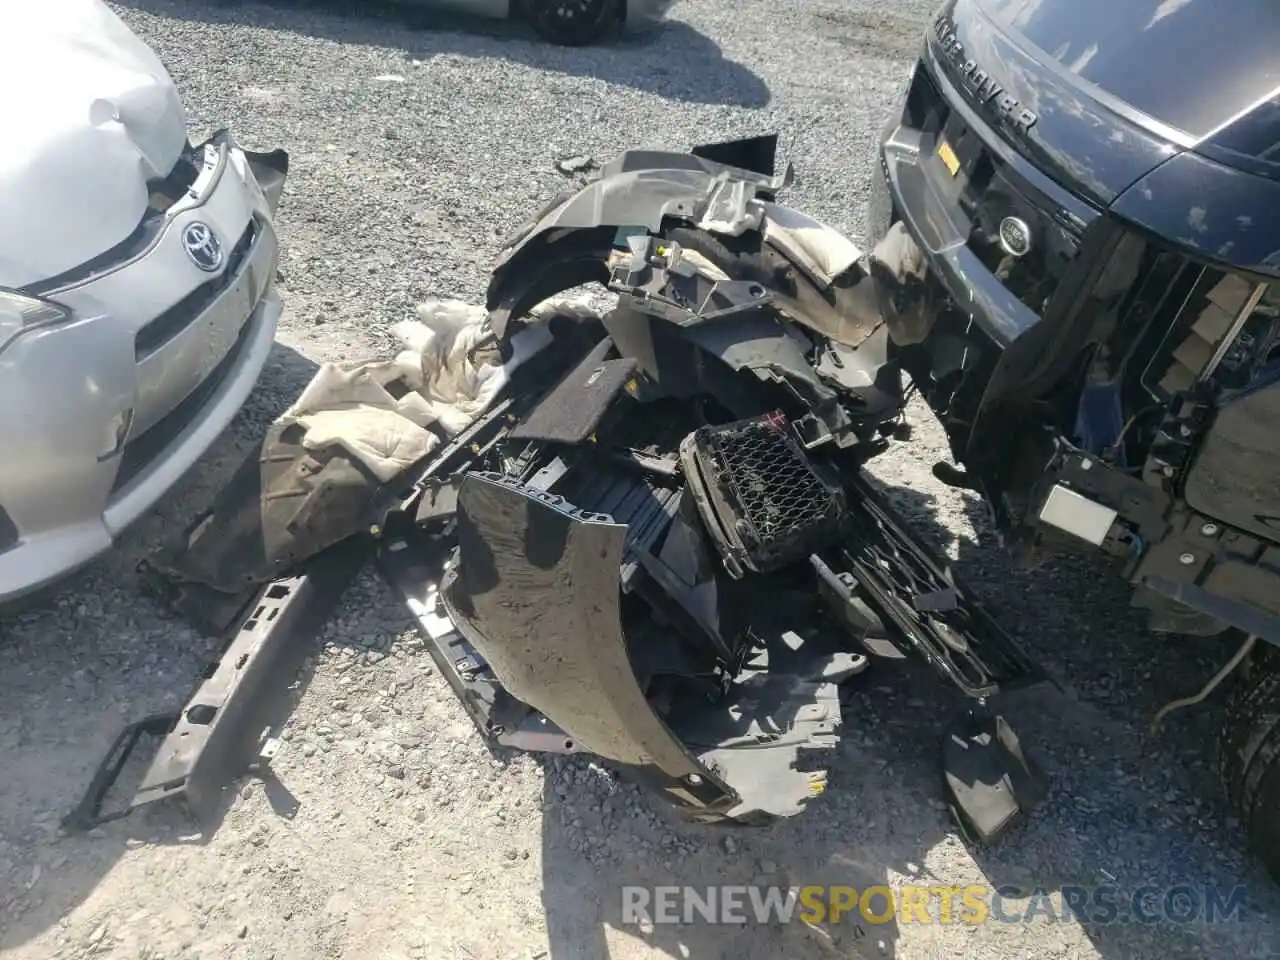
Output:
[
  {"xmin": 376, "ymin": 135, "xmax": 1047, "ymax": 831},
  {"xmin": 420, "ymin": 468, "xmax": 865, "ymax": 823},
  {"xmin": 80, "ymin": 136, "xmax": 1048, "ymax": 843}
]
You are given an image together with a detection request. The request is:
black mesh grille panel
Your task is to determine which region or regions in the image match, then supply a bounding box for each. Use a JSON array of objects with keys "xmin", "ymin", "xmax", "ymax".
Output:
[{"xmin": 680, "ymin": 414, "xmax": 846, "ymax": 575}]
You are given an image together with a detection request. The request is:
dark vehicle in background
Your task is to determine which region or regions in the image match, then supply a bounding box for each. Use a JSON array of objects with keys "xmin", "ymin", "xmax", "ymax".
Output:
[
  {"xmin": 866, "ymin": 0, "xmax": 1280, "ymax": 879},
  {"xmin": 407, "ymin": 0, "xmax": 673, "ymax": 45}
]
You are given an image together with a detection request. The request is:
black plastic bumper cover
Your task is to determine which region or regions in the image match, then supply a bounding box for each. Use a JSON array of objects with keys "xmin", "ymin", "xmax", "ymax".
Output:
[
  {"xmin": 244, "ymin": 148, "xmax": 290, "ymax": 215},
  {"xmin": 440, "ymin": 472, "xmax": 741, "ymax": 816}
]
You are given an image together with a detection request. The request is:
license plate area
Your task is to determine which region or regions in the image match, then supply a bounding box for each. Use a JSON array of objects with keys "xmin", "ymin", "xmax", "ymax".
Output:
[
  {"xmin": 185, "ymin": 260, "xmax": 258, "ymax": 378},
  {"xmin": 935, "ymin": 113, "xmax": 994, "ymax": 197},
  {"xmin": 937, "ymin": 138, "xmax": 961, "ymax": 177},
  {"xmin": 131, "ymin": 231, "xmax": 266, "ymax": 436}
]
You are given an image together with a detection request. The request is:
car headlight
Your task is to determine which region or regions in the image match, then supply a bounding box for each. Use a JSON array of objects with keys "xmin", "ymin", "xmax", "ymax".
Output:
[{"xmin": 0, "ymin": 289, "xmax": 71, "ymax": 354}]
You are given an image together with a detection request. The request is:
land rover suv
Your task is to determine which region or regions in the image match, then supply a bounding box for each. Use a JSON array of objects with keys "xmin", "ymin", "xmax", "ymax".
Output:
[{"xmin": 866, "ymin": 0, "xmax": 1280, "ymax": 881}]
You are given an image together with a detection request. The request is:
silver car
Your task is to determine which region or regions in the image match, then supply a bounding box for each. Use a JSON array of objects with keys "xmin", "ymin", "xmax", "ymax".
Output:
[
  {"xmin": 0, "ymin": 1, "xmax": 287, "ymax": 604},
  {"xmin": 424, "ymin": 0, "xmax": 675, "ymax": 45}
]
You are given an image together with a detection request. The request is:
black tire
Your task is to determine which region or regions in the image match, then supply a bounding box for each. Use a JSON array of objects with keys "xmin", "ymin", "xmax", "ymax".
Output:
[
  {"xmin": 524, "ymin": 0, "xmax": 622, "ymax": 46},
  {"xmin": 1220, "ymin": 642, "xmax": 1280, "ymax": 884}
]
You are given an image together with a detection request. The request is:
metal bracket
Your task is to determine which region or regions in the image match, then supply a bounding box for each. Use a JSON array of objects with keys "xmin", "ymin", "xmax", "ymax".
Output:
[
  {"xmin": 63, "ymin": 542, "xmax": 369, "ymax": 832},
  {"xmin": 62, "ymin": 714, "xmax": 179, "ymax": 831}
]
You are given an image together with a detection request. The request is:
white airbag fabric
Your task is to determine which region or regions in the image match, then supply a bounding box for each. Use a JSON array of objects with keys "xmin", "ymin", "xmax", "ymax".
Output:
[{"xmin": 279, "ymin": 300, "xmax": 563, "ymax": 482}]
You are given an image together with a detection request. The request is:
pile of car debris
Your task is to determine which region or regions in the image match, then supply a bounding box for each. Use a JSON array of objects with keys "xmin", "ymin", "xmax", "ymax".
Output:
[
  {"xmin": 66, "ymin": 136, "xmax": 1049, "ymax": 852},
  {"xmin": 35, "ymin": 2, "xmax": 1280, "ymax": 892}
]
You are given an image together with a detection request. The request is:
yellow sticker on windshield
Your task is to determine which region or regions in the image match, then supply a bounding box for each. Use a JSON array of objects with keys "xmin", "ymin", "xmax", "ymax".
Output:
[{"xmin": 937, "ymin": 139, "xmax": 961, "ymax": 177}]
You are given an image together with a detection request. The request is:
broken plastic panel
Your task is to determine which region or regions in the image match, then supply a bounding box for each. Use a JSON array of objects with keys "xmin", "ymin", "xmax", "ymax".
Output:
[{"xmin": 64, "ymin": 543, "xmax": 367, "ymax": 831}]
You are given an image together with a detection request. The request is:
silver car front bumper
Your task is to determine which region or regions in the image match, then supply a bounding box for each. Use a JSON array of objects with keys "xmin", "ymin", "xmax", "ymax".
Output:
[{"xmin": 0, "ymin": 132, "xmax": 285, "ymax": 603}]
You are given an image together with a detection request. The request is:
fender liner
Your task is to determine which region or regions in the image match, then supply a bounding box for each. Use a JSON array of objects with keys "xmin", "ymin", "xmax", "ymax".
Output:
[
  {"xmin": 485, "ymin": 138, "xmax": 795, "ymax": 340},
  {"xmin": 485, "ymin": 138, "xmax": 882, "ymax": 348}
]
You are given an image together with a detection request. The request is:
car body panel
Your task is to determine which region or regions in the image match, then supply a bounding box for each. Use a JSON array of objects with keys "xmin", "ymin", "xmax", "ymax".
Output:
[
  {"xmin": 119, "ymin": 141, "xmax": 1046, "ymax": 836},
  {"xmin": 873, "ymin": 0, "xmax": 1280, "ymax": 361},
  {"xmin": 0, "ymin": 299, "xmax": 280, "ymax": 601},
  {"xmin": 928, "ymin": 0, "xmax": 1179, "ymax": 207},
  {"xmin": 440, "ymin": 471, "xmax": 740, "ymax": 811},
  {"xmin": 0, "ymin": 1, "xmax": 187, "ymax": 290},
  {"xmin": 0, "ymin": 4, "xmax": 285, "ymax": 604},
  {"xmin": 485, "ymin": 138, "xmax": 796, "ymax": 339},
  {"xmin": 44, "ymin": 142, "xmax": 276, "ymax": 438},
  {"xmin": 0, "ymin": 137, "xmax": 283, "ymax": 600},
  {"xmin": 867, "ymin": 0, "xmax": 1280, "ymax": 658},
  {"xmin": 976, "ymin": 0, "xmax": 1280, "ymax": 141},
  {"xmin": 427, "ymin": 0, "xmax": 511, "ymax": 16},
  {"xmin": 394, "ymin": 0, "xmax": 675, "ymax": 28},
  {"xmin": 931, "ymin": 0, "xmax": 1280, "ymax": 213},
  {"xmin": 1111, "ymin": 148, "xmax": 1280, "ymax": 279}
]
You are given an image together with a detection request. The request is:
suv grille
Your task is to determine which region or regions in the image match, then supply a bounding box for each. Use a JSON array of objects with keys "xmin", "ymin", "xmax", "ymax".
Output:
[
  {"xmin": 906, "ymin": 68, "xmax": 1082, "ymax": 317},
  {"xmin": 680, "ymin": 415, "xmax": 847, "ymax": 575}
]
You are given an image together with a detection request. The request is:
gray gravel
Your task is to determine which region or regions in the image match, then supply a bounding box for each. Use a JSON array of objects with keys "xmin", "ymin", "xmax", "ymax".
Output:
[{"xmin": 3, "ymin": 1, "xmax": 1280, "ymax": 958}]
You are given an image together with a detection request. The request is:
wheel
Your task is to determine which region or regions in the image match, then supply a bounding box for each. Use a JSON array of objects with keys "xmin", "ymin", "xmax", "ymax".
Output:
[
  {"xmin": 1219, "ymin": 642, "xmax": 1280, "ymax": 883},
  {"xmin": 524, "ymin": 0, "xmax": 622, "ymax": 46}
]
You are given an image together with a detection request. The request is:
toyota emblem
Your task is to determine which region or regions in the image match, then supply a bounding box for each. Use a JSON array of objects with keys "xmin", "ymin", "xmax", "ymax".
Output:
[
  {"xmin": 182, "ymin": 222, "xmax": 224, "ymax": 272},
  {"xmin": 997, "ymin": 216, "xmax": 1032, "ymax": 258}
]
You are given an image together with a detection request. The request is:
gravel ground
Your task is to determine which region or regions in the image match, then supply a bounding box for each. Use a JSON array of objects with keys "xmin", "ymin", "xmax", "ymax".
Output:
[{"xmin": 4, "ymin": 1, "xmax": 1280, "ymax": 958}]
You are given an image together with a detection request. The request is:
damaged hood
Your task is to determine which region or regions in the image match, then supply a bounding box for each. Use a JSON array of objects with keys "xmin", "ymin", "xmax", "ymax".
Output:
[
  {"xmin": 0, "ymin": 1, "xmax": 187, "ymax": 289},
  {"xmin": 976, "ymin": 0, "xmax": 1279, "ymax": 142}
]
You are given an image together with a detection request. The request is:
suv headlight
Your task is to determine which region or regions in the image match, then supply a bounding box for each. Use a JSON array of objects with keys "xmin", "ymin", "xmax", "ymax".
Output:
[{"xmin": 0, "ymin": 289, "xmax": 71, "ymax": 354}]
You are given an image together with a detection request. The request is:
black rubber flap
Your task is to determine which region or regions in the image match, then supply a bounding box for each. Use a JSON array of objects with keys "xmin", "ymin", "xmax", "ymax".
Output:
[
  {"xmin": 509, "ymin": 337, "xmax": 637, "ymax": 444},
  {"xmin": 942, "ymin": 709, "xmax": 1047, "ymax": 845}
]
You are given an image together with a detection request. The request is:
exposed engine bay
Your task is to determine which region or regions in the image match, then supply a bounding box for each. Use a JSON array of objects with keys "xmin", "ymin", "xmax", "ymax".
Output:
[
  {"xmin": 883, "ymin": 214, "xmax": 1280, "ymax": 643},
  {"xmin": 65, "ymin": 134, "xmax": 1278, "ymax": 862}
]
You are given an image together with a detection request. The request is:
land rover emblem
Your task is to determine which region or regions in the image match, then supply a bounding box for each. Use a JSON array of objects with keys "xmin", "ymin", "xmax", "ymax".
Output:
[
  {"xmin": 998, "ymin": 216, "xmax": 1032, "ymax": 258},
  {"xmin": 182, "ymin": 222, "xmax": 224, "ymax": 272}
]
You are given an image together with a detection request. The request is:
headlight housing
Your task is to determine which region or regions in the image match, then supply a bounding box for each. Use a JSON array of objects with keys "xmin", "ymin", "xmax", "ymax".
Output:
[{"xmin": 0, "ymin": 289, "xmax": 71, "ymax": 354}]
